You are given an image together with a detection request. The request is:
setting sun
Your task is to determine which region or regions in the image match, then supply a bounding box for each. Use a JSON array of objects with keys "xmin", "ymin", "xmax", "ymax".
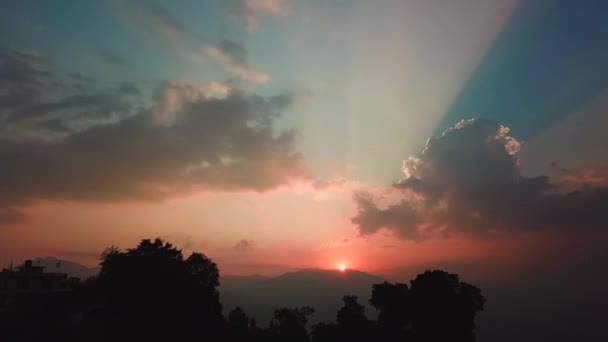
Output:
[{"xmin": 338, "ymin": 264, "xmax": 347, "ymax": 272}]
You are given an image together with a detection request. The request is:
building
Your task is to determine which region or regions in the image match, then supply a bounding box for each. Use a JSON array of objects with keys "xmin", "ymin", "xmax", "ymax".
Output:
[{"xmin": 0, "ymin": 260, "xmax": 79, "ymax": 312}]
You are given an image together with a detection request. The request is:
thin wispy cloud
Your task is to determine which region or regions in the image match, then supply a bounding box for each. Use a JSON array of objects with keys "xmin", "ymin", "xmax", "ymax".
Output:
[
  {"xmin": 228, "ymin": 0, "xmax": 290, "ymax": 32},
  {"xmin": 115, "ymin": 1, "xmax": 270, "ymax": 84},
  {"xmin": 205, "ymin": 40, "xmax": 270, "ymax": 85},
  {"xmin": 90, "ymin": 47, "xmax": 130, "ymax": 68}
]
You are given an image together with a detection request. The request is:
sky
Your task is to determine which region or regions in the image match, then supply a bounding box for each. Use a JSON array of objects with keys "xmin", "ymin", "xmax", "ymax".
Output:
[{"xmin": 1, "ymin": 0, "xmax": 608, "ymax": 281}]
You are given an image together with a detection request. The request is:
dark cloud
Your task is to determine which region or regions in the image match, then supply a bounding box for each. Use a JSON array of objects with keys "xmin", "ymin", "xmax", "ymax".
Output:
[
  {"xmin": 0, "ymin": 47, "xmax": 141, "ymax": 141},
  {"xmin": 558, "ymin": 165, "xmax": 608, "ymax": 188},
  {"xmin": 118, "ymin": 81, "xmax": 140, "ymax": 96},
  {"xmin": 352, "ymin": 119, "xmax": 608, "ymax": 240},
  {"xmin": 0, "ymin": 48, "xmax": 51, "ymax": 92},
  {"xmin": 0, "ymin": 48, "xmax": 52, "ymax": 116},
  {"xmin": 0, "ymin": 79, "xmax": 306, "ymax": 223},
  {"xmin": 66, "ymin": 72, "xmax": 96, "ymax": 85},
  {"xmin": 234, "ymin": 239, "xmax": 256, "ymax": 253},
  {"xmin": 7, "ymin": 90, "xmax": 138, "ymax": 124},
  {"xmin": 91, "ymin": 47, "xmax": 130, "ymax": 68},
  {"xmin": 0, "ymin": 207, "xmax": 28, "ymax": 225},
  {"xmin": 0, "ymin": 45, "xmax": 299, "ymax": 225}
]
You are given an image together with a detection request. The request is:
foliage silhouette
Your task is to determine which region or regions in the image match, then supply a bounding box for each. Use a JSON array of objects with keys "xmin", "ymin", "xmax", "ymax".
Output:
[
  {"xmin": 1, "ymin": 238, "xmax": 486, "ymax": 342},
  {"xmin": 84, "ymin": 238, "xmax": 226, "ymax": 341},
  {"xmin": 409, "ymin": 270, "xmax": 485, "ymax": 342},
  {"xmin": 312, "ymin": 295, "xmax": 376, "ymax": 342},
  {"xmin": 370, "ymin": 282, "xmax": 411, "ymax": 340},
  {"xmin": 266, "ymin": 306, "xmax": 315, "ymax": 342}
]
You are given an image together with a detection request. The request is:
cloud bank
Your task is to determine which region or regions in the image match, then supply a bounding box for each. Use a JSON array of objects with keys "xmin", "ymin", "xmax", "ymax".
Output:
[
  {"xmin": 0, "ymin": 47, "xmax": 306, "ymax": 224},
  {"xmin": 352, "ymin": 119, "xmax": 608, "ymax": 240}
]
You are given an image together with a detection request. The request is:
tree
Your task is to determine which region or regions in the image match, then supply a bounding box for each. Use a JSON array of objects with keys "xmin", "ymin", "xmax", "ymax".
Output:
[
  {"xmin": 337, "ymin": 295, "xmax": 367, "ymax": 327},
  {"xmin": 267, "ymin": 306, "xmax": 314, "ymax": 342},
  {"xmin": 83, "ymin": 238, "xmax": 226, "ymax": 341},
  {"xmin": 186, "ymin": 252, "xmax": 220, "ymax": 288},
  {"xmin": 409, "ymin": 270, "xmax": 485, "ymax": 342},
  {"xmin": 313, "ymin": 295, "xmax": 375, "ymax": 342},
  {"xmin": 369, "ymin": 281, "xmax": 411, "ymax": 340},
  {"xmin": 228, "ymin": 306, "xmax": 264, "ymax": 342}
]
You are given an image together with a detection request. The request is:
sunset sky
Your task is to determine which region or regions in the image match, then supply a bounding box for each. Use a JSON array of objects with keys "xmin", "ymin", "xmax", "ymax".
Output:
[{"xmin": 1, "ymin": 0, "xmax": 607, "ymax": 281}]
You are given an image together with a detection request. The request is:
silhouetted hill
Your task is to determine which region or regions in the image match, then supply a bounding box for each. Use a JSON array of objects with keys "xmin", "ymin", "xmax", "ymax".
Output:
[
  {"xmin": 32, "ymin": 257, "xmax": 99, "ymax": 279},
  {"xmin": 221, "ymin": 269, "xmax": 386, "ymax": 325}
]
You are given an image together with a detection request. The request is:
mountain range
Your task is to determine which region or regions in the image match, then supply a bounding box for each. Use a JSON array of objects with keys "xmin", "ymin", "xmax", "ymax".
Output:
[
  {"xmin": 221, "ymin": 269, "xmax": 385, "ymax": 325},
  {"xmin": 27, "ymin": 254, "xmax": 608, "ymax": 341}
]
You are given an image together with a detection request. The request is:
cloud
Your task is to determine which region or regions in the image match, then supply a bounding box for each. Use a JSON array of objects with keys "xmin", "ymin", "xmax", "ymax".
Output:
[
  {"xmin": 0, "ymin": 78, "xmax": 308, "ymax": 224},
  {"xmin": 557, "ymin": 165, "xmax": 608, "ymax": 188},
  {"xmin": 115, "ymin": 0, "xmax": 204, "ymax": 45},
  {"xmin": 66, "ymin": 72, "xmax": 96, "ymax": 85},
  {"xmin": 352, "ymin": 119, "xmax": 608, "ymax": 240},
  {"xmin": 205, "ymin": 40, "xmax": 270, "ymax": 85},
  {"xmin": 91, "ymin": 47, "xmax": 129, "ymax": 68},
  {"xmin": 0, "ymin": 47, "xmax": 52, "ymax": 104},
  {"xmin": 234, "ymin": 239, "xmax": 256, "ymax": 253},
  {"xmin": 115, "ymin": 2, "xmax": 269, "ymax": 84},
  {"xmin": 228, "ymin": 0, "xmax": 289, "ymax": 32},
  {"xmin": 227, "ymin": 65, "xmax": 270, "ymax": 85},
  {"xmin": 0, "ymin": 207, "xmax": 28, "ymax": 225},
  {"xmin": 183, "ymin": 51, "xmax": 206, "ymax": 64},
  {"xmin": 0, "ymin": 47, "xmax": 141, "ymax": 142},
  {"xmin": 158, "ymin": 233, "xmax": 206, "ymax": 252}
]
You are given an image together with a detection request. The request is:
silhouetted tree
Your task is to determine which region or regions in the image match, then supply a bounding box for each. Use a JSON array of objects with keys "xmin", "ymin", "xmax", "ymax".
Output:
[
  {"xmin": 337, "ymin": 295, "xmax": 367, "ymax": 326},
  {"xmin": 2, "ymin": 235, "xmax": 487, "ymax": 342},
  {"xmin": 370, "ymin": 282, "xmax": 411, "ymax": 340},
  {"xmin": 311, "ymin": 322, "xmax": 340, "ymax": 342},
  {"xmin": 368, "ymin": 271, "xmax": 485, "ymax": 342},
  {"xmin": 228, "ymin": 306, "xmax": 264, "ymax": 342},
  {"xmin": 186, "ymin": 252, "xmax": 220, "ymax": 288},
  {"xmin": 409, "ymin": 270, "xmax": 485, "ymax": 342},
  {"xmin": 266, "ymin": 306, "xmax": 314, "ymax": 342},
  {"xmin": 82, "ymin": 238, "xmax": 226, "ymax": 341},
  {"xmin": 313, "ymin": 295, "xmax": 375, "ymax": 342}
]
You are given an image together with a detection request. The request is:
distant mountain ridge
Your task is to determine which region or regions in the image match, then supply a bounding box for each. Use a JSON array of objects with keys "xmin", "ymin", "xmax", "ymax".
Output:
[
  {"xmin": 32, "ymin": 257, "xmax": 99, "ymax": 280},
  {"xmin": 25, "ymin": 257, "xmax": 388, "ymax": 325},
  {"xmin": 220, "ymin": 269, "xmax": 386, "ymax": 325}
]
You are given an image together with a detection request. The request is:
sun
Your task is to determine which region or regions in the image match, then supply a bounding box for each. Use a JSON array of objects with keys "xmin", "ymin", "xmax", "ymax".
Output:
[{"xmin": 338, "ymin": 264, "xmax": 347, "ymax": 272}]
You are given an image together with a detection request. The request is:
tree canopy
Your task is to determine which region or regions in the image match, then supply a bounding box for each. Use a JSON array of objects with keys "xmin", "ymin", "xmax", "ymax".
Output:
[{"xmin": 2, "ymin": 238, "xmax": 486, "ymax": 342}]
